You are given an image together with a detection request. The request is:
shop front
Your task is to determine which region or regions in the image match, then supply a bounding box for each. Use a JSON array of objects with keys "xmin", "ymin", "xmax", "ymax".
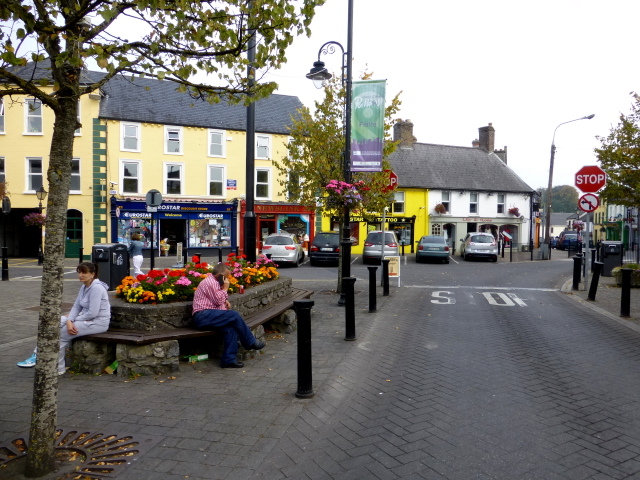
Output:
[
  {"xmin": 433, "ymin": 216, "xmax": 526, "ymax": 254},
  {"xmin": 328, "ymin": 215, "xmax": 417, "ymax": 254},
  {"xmin": 111, "ymin": 199, "xmax": 238, "ymax": 258}
]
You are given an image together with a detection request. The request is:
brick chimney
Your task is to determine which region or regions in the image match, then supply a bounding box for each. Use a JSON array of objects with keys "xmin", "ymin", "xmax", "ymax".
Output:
[
  {"xmin": 472, "ymin": 139, "xmax": 480, "ymax": 148},
  {"xmin": 478, "ymin": 123, "xmax": 495, "ymax": 152},
  {"xmin": 393, "ymin": 119, "xmax": 416, "ymax": 149}
]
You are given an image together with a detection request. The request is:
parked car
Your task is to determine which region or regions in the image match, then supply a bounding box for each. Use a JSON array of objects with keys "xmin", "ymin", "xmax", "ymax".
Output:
[
  {"xmin": 261, "ymin": 233, "xmax": 305, "ymax": 267},
  {"xmin": 557, "ymin": 232, "xmax": 582, "ymax": 251},
  {"xmin": 363, "ymin": 231, "xmax": 400, "ymax": 264},
  {"xmin": 460, "ymin": 232, "xmax": 498, "ymax": 262},
  {"xmin": 416, "ymin": 236, "xmax": 450, "ymax": 264},
  {"xmin": 309, "ymin": 232, "xmax": 340, "ymax": 266},
  {"xmin": 550, "ymin": 236, "xmax": 558, "ymax": 248}
]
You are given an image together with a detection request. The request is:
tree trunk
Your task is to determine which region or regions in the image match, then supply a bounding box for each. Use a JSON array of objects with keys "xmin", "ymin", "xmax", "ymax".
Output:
[{"xmin": 25, "ymin": 95, "xmax": 77, "ymax": 478}]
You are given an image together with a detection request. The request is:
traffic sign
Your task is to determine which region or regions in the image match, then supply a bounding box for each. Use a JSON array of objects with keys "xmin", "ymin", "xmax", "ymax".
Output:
[
  {"xmin": 578, "ymin": 193, "xmax": 600, "ymax": 212},
  {"xmin": 575, "ymin": 165, "xmax": 606, "ymax": 193},
  {"xmin": 383, "ymin": 170, "xmax": 398, "ymax": 192}
]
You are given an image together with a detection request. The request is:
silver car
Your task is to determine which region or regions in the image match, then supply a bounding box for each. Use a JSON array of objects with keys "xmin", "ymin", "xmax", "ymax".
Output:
[
  {"xmin": 261, "ymin": 233, "xmax": 305, "ymax": 267},
  {"xmin": 363, "ymin": 231, "xmax": 400, "ymax": 264},
  {"xmin": 460, "ymin": 232, "xmax": 498, "ymax": 262}
]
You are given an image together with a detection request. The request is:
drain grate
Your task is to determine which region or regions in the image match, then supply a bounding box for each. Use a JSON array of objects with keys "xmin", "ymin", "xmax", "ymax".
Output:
[{"xmin": 0, "ymin": 427, "xmax": 162, "ymax": 479}]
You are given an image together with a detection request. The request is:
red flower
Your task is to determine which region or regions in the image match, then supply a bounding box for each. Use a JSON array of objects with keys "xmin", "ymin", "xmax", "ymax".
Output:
[
  {"xmin": 136, "ymin": 274, "xmax": 148, "ymax": 282},
  {"xmin": 147, "ymin": 269, "xmax": 164, "ymax": 278},
  {"xmin": 168, "ymin": 270, "xmax": 183, "ymax": 277},
  {"xmin": 164, "ymin": 268, "xmax": 170, "ymax": 273}
]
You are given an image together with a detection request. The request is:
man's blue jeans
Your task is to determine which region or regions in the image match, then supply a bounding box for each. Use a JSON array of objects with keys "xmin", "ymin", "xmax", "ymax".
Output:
[{"xmin": 192, "ymin": 309, "xmax": 257, "ymax": 365}]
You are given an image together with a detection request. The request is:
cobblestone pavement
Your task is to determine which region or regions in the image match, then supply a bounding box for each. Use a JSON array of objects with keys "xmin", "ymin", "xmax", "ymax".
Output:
[{"xmin": 1, "ymin": 255, "xmax": 640, "ymax": 480}]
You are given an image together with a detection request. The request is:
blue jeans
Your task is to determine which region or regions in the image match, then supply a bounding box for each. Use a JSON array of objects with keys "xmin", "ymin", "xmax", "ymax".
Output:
[{"xmin": 192, "ymin": 309, "xmax": 257, "ymax": 365}]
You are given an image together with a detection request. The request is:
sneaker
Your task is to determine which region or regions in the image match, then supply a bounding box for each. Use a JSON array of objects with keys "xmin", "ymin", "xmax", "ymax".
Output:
[{"xmin": 17, "ymin": 353, "xmax": 37, "ymax": 368}]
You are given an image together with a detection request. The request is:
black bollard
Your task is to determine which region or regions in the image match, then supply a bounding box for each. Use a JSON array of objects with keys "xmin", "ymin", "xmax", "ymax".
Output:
[
  {"xmin": 381, "ymin": 258, "xmax": 390, "ymax": 296},
  {"xmin": 501, "ymin": 241, "xmax": 505, "ymax": 259},
  {"xmin": 588, "ymin": 261, "xmax": 603, "ymax": 301},
  {"xmin": 1, "ymin": 246, "xmax": 8, "ymax": 281},
  {"xmin": 343, "ymin": 277, "xmax": 357, "ymax": 341},
  {"xmin": 218, "ymin": 247, "xmax": 223, "ymax": 263},
  {"xmin": 78, "ymin": 247, "xmax": 84, "ymax": 263},
  {"xmin": 294, "ymin": 299, "xmax": 315, "ymax": 398},
  {"xmin": 621, "ymin": 268, "xmax": 632, "ymax": 317},
  {"xmin": 590, "ymin": 249, "xmax": 596, "ymax": 272},
  {"xmin": 509, "ymin": 242, "xmax": 513, "ymax": 262},
  {"xmin": 367, "ymin": 266, "xmax": 377, "ymax": 312},
  {"xmin": 572, "ymin": 255, "xmax": 583, "ymax": 291}
]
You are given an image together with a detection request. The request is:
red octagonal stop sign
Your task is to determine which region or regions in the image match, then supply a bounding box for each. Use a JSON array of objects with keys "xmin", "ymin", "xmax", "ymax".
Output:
[{"xmin": 575, "ymin": 165, "xmax": 606, "ymax": 193}]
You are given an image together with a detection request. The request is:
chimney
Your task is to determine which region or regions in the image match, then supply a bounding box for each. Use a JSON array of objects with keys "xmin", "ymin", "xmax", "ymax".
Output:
[
  {"xmin": 393, "ymin": 119, "xmax": 416, "ymax": 149},
  {"xmin": 472, "ymin": 139, "xmax": 480, "ymax": 148},
  {"xmin": 495, "ymin": 146, "xmax": 508, "ymax": 164},
  {"xmin": 478, "ymin": 123, "xmax": 495, "ymax": 152}
]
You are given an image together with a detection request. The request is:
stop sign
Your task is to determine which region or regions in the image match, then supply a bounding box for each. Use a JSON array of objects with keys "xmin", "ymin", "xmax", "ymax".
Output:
[
  {"xmin": 575, "ymin": 165, "xmax": 606, "ymax": 193},
  {"xmin": 383, "ymin": 170, "xmax": 398, "ymax": 192}
]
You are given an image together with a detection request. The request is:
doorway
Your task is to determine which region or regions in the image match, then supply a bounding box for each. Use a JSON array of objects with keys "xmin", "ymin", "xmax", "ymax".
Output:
[
  {"xmin": 160, "ymin": 219, "xmax": 186, "ymax": 255},
  {"xmin": 65, "ymin": 209, "xmax": 83, "ymax": 258}
]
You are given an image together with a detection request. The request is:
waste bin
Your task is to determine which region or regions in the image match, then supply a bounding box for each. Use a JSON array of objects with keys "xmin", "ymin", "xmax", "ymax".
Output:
[
  {"xmin": 601, "ymin": 240, "xmax": 623, "ymax": 277},
  {"xmin": 91, "ymin": 243, "xmax": 129, "ymax": 290}
]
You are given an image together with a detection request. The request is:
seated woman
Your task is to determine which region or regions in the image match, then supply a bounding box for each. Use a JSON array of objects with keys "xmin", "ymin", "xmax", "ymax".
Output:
[{"xmin": 17, "ymin": 262, "xmax": 111, "ymax": 375}]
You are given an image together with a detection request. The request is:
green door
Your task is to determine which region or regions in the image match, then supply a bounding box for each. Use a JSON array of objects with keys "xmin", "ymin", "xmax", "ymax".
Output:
[{"xmin": 66, "ymin": 209, "xmax": 83, "ymax": 259}]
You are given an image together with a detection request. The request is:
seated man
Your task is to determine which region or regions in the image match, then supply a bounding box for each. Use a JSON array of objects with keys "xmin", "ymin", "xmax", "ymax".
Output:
[{"xmin": 192, "ymin": 263, "xmax": 265, "ymax": 368}]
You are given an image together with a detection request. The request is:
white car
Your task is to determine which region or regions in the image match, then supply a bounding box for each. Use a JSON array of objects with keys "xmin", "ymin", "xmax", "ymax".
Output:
[
  {"xmin": 460, "ymin": 232, "xmax": 498, "ymax": 262},
  {"xmin": 261, "ymin": 233, "xmax": 305, "ymax": 267}
]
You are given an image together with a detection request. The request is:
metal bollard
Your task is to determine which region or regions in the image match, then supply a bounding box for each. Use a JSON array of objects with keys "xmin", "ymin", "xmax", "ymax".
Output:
[
  {"xmin": 218, "ymin": 247, "xmax": 223, "ymax": 263},
  {"xmin": 590, "ymin": 249, "xmax": 596, "ymax": 272},
  {"xmin": 78, "ymin": 247, "xmax": 84, "ymax": 263},
  {"xmin": 294, "ymin": 299, "xmax": 315, "ymax": 398},
  {"xmin": 381, "ymin": 259, "xmax": 390, "ymax": 296},
  {"xmin": 1, "ymin": 246, "xmax": 8, "ymax": 281},
  {"xmin": 367, "ymin": 266, "xmax": 377, "ymax": 312},
  {"xmin": 572, "ymin": 255, "xmax": 583, "ymax": 291},
  {"xmin": 343, "ymin": 277, "xmax": 357, "ymax": 341},
  {"xmin": 621, "ymin": 268, "xmax": 632, "ymax": 317},
  {"xmin": 588, "ymin": 261, "xmax": 603, "ymax": 301}
]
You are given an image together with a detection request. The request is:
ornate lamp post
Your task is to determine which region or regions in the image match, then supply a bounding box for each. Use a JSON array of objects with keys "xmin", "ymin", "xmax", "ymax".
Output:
[
  {"xmin": 306, "ymin": 0, "xmax": 354, "ymax": 306},
  {"xmin": 544, "ymin": 114, "xmax": 594, "ymax": 260},
  {"xmin": 35, "ymin": 185, "xmax": 48, "ymax": 265}
]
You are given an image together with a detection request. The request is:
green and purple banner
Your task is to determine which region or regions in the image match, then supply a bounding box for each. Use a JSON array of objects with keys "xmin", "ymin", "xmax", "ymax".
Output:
[{"xmin": 351, "ymin": 79, "xmax": 386, "ymax": 172}]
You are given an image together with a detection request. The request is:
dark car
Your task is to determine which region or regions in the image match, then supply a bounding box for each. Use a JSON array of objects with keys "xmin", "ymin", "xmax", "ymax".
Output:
[
  {"xmin": 309, "ymin": 232, "xmax": 340, "ymax": 266},
  {"xmin": 416, "ymin": 236, "xmax": 450, "ymax": 264},
  {"xmin": 557, "ymin": 232, "xmax": 581, "ymax": 251}
]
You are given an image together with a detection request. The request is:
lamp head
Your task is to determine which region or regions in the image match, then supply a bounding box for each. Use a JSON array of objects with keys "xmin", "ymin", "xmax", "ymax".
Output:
[
  {"xmin": 585, "ymin": 114, "xmax": 595, "ymax": 120},
  {"xmin": 306, "ymin": 61, "xmax": 332, "ymax": 89},
  {"xmin": 35, "ymin": 185, "xmax": 48, "ymax": 201}
]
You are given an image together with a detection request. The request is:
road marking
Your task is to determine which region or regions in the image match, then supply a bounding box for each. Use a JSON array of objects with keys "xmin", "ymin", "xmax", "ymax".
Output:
[
  {"xmin": 406, "ymin": 285, "xmax": 557, "ymax": 292},
  {"xmin": 431, "ymin": 291, "xmax": 455, "ymax": 304},
  {"xmin": 482, "ymin": 292, "xmax": 527, "ymax": 307}
]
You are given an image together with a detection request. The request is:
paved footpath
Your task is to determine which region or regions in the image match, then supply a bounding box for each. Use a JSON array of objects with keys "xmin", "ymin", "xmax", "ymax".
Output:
[{"xmin": 1, "ymin": 256, "xmax": 640, "ymax": 479}]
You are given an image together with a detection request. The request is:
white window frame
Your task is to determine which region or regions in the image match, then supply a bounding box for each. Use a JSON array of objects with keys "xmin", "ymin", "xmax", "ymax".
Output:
[
  {"xmin": 256, "ymin": 134, "xmax": 271, "ymax": 160},
  {"xmin": 121, "ymin": 159, "xmax": 142, "ymax": 195},
  {"xmin": 164, "ymin": 162, "xmax": 184, "ymax": 195},
  {"xmin": 255, "ymin": 168, "xmax": 271, "ymax": 200},
  {"xmin": 208, "ymin": 129, "xmax": 226, "ymax": 158},
  {"xmin": 25, "ymin": 98, "xmax": 43, "ymax": 134},
  {"xmin": 70, "ymin": 158, "xmax": 81, "ymax": 193},
  {"xmin": 441, "ymin": 191, "xmax": 451, "ymax": 212},
  {"xmin": 470, "ymin": 192, "xmax": 479, "ymax": 214},
  {"xmin": 26, "ymin": 157, "xmax": 44, "ymax": 191},
  {"xmin": 0, "ymin": 99, "xmax": 4, "ymax": 134},
  {"xmin": 497, "ymin": 193, "xmax": 505, "ymax": 214},
  {"xmin": 165, "ymin": 126, "xmax": 183, "ymax": 155},
  {"xmin": 207, "ymin": 165, "xmax": 226, "ymax": 197},
  {"xmin": 121, "ymin": 122, "xmax": 141, "ymax": 152},
  {"xmin": 392, "ymin": 191, "xmax": 405, "ymax": 214}
]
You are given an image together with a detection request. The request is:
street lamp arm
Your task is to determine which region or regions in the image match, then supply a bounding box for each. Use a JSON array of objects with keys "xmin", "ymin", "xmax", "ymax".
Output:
[
  {"xmin": 551, "ymin": 114, "xmax": 595, "ymax": 146},
  {"xmin": 317, "ymin": 40, "xmax": 345, "ymax": 60}
]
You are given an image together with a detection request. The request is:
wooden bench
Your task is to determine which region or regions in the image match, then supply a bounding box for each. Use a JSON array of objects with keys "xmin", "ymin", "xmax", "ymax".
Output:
[{"xmin": 73, "ymin": 287, "xmax": 313, "ymax": 375}]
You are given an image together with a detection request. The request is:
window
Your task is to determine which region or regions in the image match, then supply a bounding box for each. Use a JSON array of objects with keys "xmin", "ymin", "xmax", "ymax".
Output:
[
  {"xmin": 121, "ymin": 123, "xmax": 140, "ymax": 152},
  {"xmin": 0, "ymin": 99, "xmax": 4, "ymax": 133},
  {"xmin": 0, "ymin": 157, "xmax": 5, "ymax": 183},
  {"xmin": 256, "ymin": 169, "xmax": 270, "ymax": 199},
  {"xmin": 497, "ymin": 193, "xmax": 505, "ymax": 214},
  {"xmin": 392, "ymin": 191, "xmax": 405, "ymax": 214},
  {"xmin": 165, "ymin": 163, "xmax": 183, "ymax": 195},
  {"xmin": 70, "ymin": 158, "xmax": 80, "ymax": 192},
  {"xmin": 470, "ymin": 192, "xmax": 478, "ymax": 214},
  {"xmin": 25, "ymin": 98, "xmax": 43, "ymax": 134},
  {"xmin": 208, "ymin": 130, "xmax": 225, "ymax": 157},
  {"xmin": 287, "ymin": 172, "xmax": 302, "ymax": 201},
  {"xmin": 122, "ymin": 160, "xmax": 141, "ymax": 194},
  {"xmin": 27, "ymin": 157, "xmax": 44, "ymax": 190},
  {"xmin": 441, "ymin": 191, "xmax": 450, "ymax": 212},
  {"xmin": 165, "ymin": 126, "xmax": 182, "ymax": 154},
  {"xmin": 256, "ymin": 135, "xmax": 270, "ymax": 159},
  {"xmin": 74, "ymin": 101, "xmax": 81, "ymax": 136},
  {"xmin": 208, "ymin": 166, "xmax": 225, "ymax": 196},
  {"xmin": 431, "ymin": 223, "xmax": 442, "ymax": 235}
]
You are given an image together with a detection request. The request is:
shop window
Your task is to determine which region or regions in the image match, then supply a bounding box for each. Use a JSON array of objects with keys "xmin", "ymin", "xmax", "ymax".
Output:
[
  {"xmin": 208, "ymin": 166, "xmax": 225, "ymax": 196},
  {"xmin": 190, "ymin": 217, "xmax": 232, "ymax": 247},
  {"xmin": 165, "ymin": 126, "xmax": 182, "ymax": 154},
  {"xmin": 441, "ymin": 191, "xmax": 450, "ymax": 212},
  {"xmin": 392, "ymin": 191, "xmax": 405, "ymax": 214},
  {"xmin": 209, "ymin": 130, "xmax": 225, "ymax": 157},
  {"xmin": 165, "ymin": 163, "xmax": 183, "ymax": 194},
  {"xmin": 70, "ymin": 158, "xmax": 81, "ymax": 192},
  {"xmin": 122, "ymin": 160, "xmax": 140, "ymax": 194},
  {"xmin": 27, "ymin": 157, "xmax": 43, "ymax": 191},
  {"xmin": 256, "ymin": 169, "xmax": 270, "ymax": 199},
  {"xmin": 470, "ymin": 192, "xmax": 478, "ymax": 214},
  {"xmin": 497, "ymin": 193, "xmax": 505, "ymax": 214},
  {"xmin": 431, "ymin": 223, "xmax": 442, "ymax": 235},
  {"xmin": 25, "ymin": 98, "xmax": 43, "ymax": 134},
  {"xmin": 121, "ymin": 122, "xmax": 140, "ymax": 152},
  {"xmin": 256, "ymin": 135, "xmax": 270, "ymax": 159}
]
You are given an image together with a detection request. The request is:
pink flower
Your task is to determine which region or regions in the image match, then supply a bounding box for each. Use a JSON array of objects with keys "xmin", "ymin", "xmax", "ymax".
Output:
[{"xmin": 175, "ymin": 277, "xmax": 192, "ymax": 286}]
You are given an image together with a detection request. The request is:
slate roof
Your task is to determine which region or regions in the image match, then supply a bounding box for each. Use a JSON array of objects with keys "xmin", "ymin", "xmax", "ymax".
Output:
[
  {"xmin": 99, "ymin": 75, "xmax": 302, "ymax": 135},
  {"xmin": 389, "ymin": 143, "xmax": 534, "ymax": 194}
]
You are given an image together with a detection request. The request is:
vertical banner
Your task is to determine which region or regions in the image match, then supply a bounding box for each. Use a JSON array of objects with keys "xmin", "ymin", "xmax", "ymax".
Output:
[{"xmin": 351, "ymin": 79, "xmax": 385, "ymax": 172}]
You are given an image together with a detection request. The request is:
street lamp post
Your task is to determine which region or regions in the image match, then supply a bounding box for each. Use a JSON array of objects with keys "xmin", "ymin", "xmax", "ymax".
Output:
[
  {"xmin": 544, "ymin": 114, "xmax": 594, "ymax": 260},
  {"xmin": 306, "ymin": 0, "xmax": 354, "ymax": 306},
  {"xmin": 35, "ymin": 185, "xmax": 48, "ymax": 266}
]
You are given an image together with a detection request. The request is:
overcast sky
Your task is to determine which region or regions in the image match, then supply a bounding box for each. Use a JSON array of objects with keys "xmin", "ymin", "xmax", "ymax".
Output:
[{"xmin": 262, "ymin": 0, "xmax": 640, "ymax": 193}]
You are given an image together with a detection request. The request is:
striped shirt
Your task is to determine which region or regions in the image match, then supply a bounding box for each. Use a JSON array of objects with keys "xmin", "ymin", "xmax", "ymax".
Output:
[{"xmin": 192, "ymin": 274, "xmax": 228, "ymax": 314}]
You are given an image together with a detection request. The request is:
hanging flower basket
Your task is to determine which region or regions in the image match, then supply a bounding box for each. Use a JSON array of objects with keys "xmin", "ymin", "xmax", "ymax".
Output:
[
  {"xmin": 23, "ymin": 212, "xmax": 46, "ymax": 227},
  {"xmin": 573, "ymin": 220, "xmax": 585, "ymax": 232},
  {"xmin": 508, "ymin": 207, "xmax": 520, "ymax": 216},
  {"xmin": 324, "ymin": 180, "xmax": 364, "ymax": 208},
  {"xmin": 434, "ymin": 203, "xmax": 447, "ymax": 214}
]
